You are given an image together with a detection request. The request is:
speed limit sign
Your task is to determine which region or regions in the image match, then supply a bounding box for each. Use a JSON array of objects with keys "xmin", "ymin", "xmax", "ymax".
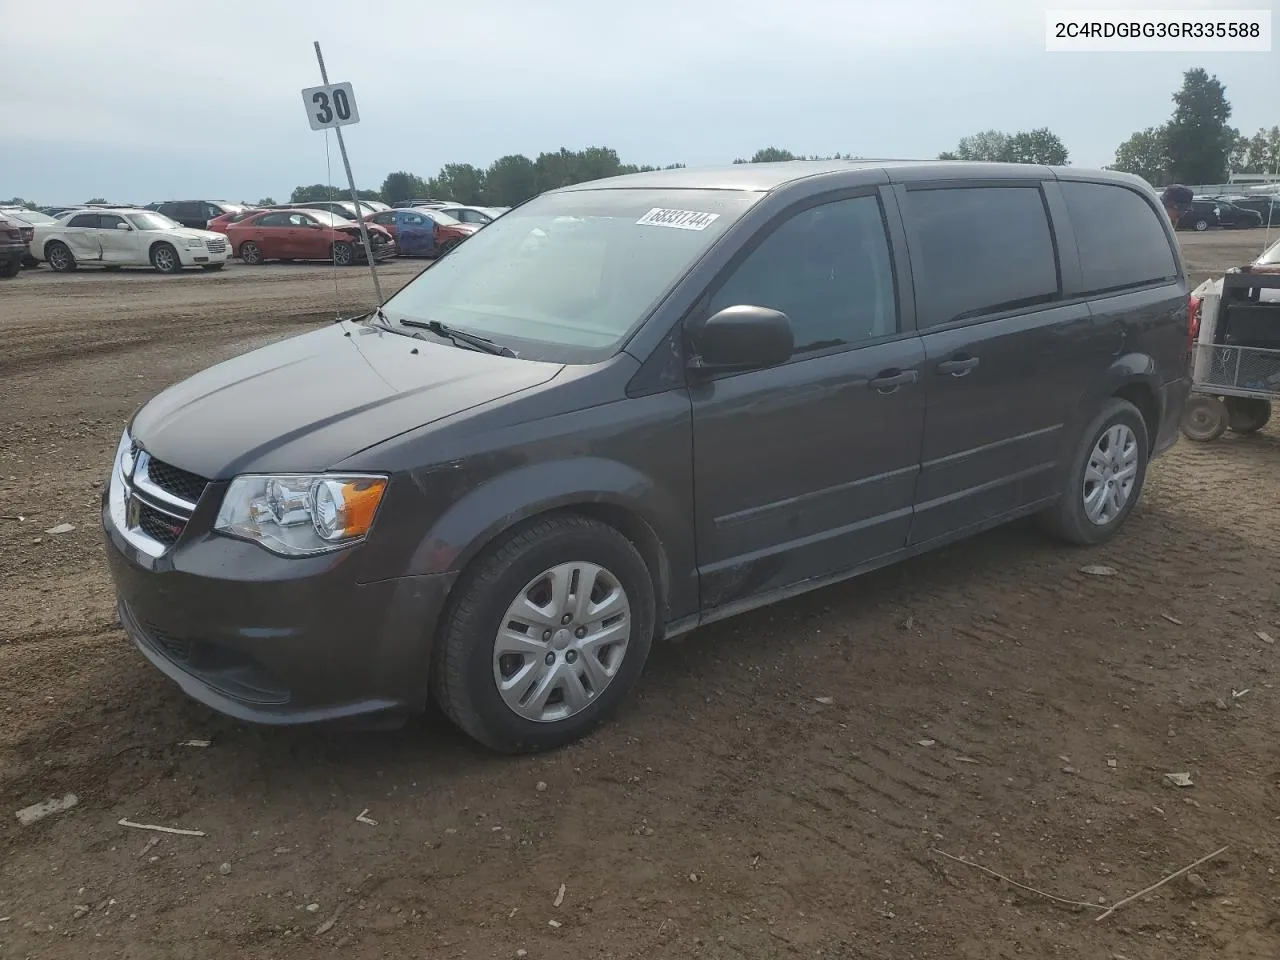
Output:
[{"xmin": 301, "ymin": 81, "xmax": 360, "ymax": 131}]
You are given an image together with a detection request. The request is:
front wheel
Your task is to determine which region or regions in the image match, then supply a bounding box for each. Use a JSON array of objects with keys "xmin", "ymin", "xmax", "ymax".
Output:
[
  {"xmin": 1225, "ymin": 396, "xmax": 1271, "ymax": 434},
  {"xmin": 238, "ymin": 241, "xmax": 263, "ymax": 265},
  {"xmin": 332, "ymin": 241, "xmax": 354, "ymax": 266},
  {"xmin": 150, "ymin": 242, "xmax": 181, "ymax": 274},
  {"xmin": 1040, "ymin": 398, "xmax": 1149, "ymax": 546},
  {"xmin": 1181, "ymin": 395, "xmax": 1229, "ymax": 442},
  {"xmin": 45, "ymin": 241, "xmax": 76, "ymax": 272},
  {"xmin": 431, "ymin": 514, "xmax": 656, "ymax": 754}
]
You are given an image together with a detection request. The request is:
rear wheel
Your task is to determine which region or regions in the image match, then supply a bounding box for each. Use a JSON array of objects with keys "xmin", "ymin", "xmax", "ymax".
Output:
[
  {"xmin": 45, "ymin": 241, "xmax": 75, "ymax": 272},
  {"xmin": 332, "ymin": 241, "xmax": 354, "ymax": 266},
  {"xmin": 1225, "ymin": 397, "xmax": 1271, "ymax": 434},
  {"xmin": 239, "ymin": 241, "xmax": 263, "ymax": 265},
  {"xmin": 1193, "ymin": 218, "xmax": 1210, "ymax": 231},
  {"xmin": 431, "ymin": 514, "xmax": 656, "ymax": 754},
  {"xmin": 1040, "ymin": 399, "xmax": 1149, "ymax": 546},
  {"xmin": 1180, "ymin": 395, "xmax": 1229, "ymax": 442},
  {"xmin": 150, "ymin": 242, "xmax": 181, "ymax": 274}
]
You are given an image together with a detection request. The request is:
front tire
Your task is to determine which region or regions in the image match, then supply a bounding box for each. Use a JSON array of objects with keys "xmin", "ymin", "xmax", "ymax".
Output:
[
  {"xmin": 332, "ymin": 241, "xmax": 354, "ymax": 266},
  {"xmin": 151, "ymin": 242, "xmax": 181, "ymax": 274},
  {"xmin": 1040, "ymin": 399, "xmax": 1149, "ymax": 546},
  {"xmin": 1225, "ymin": 396, "xmax": 1271, "ymax": 434},
  {"xmin": 431, "ymin": 514, "xmax": 656, "ymax": 754},
  {"xmin": 239, "ymin": 241, "xmax": 263, "ymax": 265},
  {"xmin": 45, "ymin": 241, "xmax": 76, "ymax": 272}
]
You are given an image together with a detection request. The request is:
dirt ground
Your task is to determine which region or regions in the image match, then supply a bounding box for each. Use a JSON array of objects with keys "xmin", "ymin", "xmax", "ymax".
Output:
[{"xmin": 2, "ymin": 232, "xmax": 1278, "ymax": 960}]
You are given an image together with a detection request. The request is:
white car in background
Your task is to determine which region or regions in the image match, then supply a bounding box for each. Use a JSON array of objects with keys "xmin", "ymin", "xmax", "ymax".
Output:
[{"xmin": 31, "ymin": 208, "xmax": 230, "ymax": 274}]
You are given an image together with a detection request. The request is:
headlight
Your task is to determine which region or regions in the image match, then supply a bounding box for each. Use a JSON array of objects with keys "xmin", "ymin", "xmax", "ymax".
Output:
[
  {"xmin": 186, "ymin": 237, "xmax": 205, "ymax": 248},
  {"xmin": 214, "ymin": 474, "xmax": 388, "ymax": 557},
  {"xmin": 115, "ymin": 428, "xmax": 134, "ymax": 476}
]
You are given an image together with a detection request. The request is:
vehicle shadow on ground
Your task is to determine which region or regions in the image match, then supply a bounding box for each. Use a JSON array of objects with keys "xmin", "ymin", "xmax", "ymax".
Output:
[{"xmin": 5, "ymin": 478, "xmax": 1269, "ymax": 831}]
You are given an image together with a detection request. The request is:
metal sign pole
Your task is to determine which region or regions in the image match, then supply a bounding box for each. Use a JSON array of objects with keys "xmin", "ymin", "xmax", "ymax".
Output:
[{"xmin": 313, "ymin": 41, "xmax": 384, "ymax": 305}]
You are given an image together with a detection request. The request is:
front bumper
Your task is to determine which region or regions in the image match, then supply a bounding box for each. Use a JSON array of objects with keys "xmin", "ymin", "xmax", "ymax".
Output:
[
  {"xmin": 176, "ymin": 243, "xmax": 231, "ymax": 267},
  {"xmin": 104, "ymin": 498, "xmax": 456, "ymax": 725}
]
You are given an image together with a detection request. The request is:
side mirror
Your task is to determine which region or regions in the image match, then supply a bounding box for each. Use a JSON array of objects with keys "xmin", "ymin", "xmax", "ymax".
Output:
[
  {"xmin": 115, "ymin": 222, "xmax": 132, "ymax": 230},
  {"xmin": 688, "ymin": 305, "xmax": 794, "ymax": 373}
]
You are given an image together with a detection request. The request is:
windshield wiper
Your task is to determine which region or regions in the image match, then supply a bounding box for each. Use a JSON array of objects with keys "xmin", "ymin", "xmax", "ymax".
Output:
[
  {"xmin": 398, "ymin": 318, "xmax": 518, "ymax": 357},
  {"xmin": 351, "ymin": 307, "xmax": 420, "ymax": 338}
]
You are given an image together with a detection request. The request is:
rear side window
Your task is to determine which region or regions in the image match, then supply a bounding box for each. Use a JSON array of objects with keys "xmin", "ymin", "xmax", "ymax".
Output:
[
  {"xmin": 1061, "ymin": 181, "xmax": 1178, "ymax": 294},
  {"xmin": 903, "ymin": 185, "xmax": 1059, "ymax": 328}
]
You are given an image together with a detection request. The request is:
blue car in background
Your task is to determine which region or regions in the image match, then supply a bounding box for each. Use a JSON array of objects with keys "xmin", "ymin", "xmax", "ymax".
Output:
[{"xmin": 364, "ymin": 207, "xmax": 478, "ymax": 258}]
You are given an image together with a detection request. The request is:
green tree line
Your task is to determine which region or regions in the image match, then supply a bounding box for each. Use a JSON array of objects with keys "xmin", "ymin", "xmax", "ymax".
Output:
[{"xmin": 1109, "ymin": 68, "xmax": 1278, "ymax": 186}]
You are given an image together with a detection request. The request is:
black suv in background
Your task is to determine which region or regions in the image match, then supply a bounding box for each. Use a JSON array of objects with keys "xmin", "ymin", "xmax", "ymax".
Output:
[
  {"xmin": 1214, "ymin": 194, "xmax": 1280, "ymax": 227},
  {"xmin": 1177, "ymin": 198, "xmax": 1264, "ymax": 231},
  {"xmin": 0, "ymin": 212, "xmax": 28, "ymax": 278},
  {"xmin": 148, "ymin": 201, "xmax": 249, "ymax": 230},
  {"xmin": 104, "ymin": 160, "xmax": 1192, "ymax": 754}
]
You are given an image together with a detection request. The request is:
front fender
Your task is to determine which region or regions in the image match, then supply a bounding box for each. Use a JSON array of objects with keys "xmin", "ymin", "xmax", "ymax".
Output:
[{"xmin": 410, "ymin": 457, "xmax": 697, "ymax": 621}]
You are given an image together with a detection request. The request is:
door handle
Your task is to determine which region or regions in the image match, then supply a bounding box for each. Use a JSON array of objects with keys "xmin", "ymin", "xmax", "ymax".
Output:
[
  {"xmin": 937, "ymin": 355, "xmax": 980, "ymax": 376},
  {"xmin": 868, "ymin": 369, "xmax": 919, "ymax": 393}
]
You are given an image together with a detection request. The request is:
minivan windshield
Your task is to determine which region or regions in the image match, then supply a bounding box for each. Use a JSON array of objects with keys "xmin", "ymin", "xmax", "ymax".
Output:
[{"xmin": 381, "ymin": 188, "xmax": 759, "ymax": 363}]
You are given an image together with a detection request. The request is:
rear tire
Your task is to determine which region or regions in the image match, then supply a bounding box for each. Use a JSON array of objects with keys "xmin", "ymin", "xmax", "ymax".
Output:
[
  {"xmin": 431, "ymin": 514, "xmax": 656, "ymax": 754},
  {"xmin": 1225, "ymin": 397, "xmax": 1271, "ymax": 434},
  {"xmin": 1040, "ymin": 399, "xmax": 1149, "ymax": 546},
  {"xmin": 46, "ymin": 241, "xmax": 76, "ymax": 272},
  {"xmin": 1181, "ymin": 395, "xmax": 1229, "ymax": 442},
  {"xmin": 1193, "ymin": 218, "xmax": 1210, "ymax": 231},
  {"xmin": 150, "ymin": 242, "xmax": 181, "ymax": 274}
]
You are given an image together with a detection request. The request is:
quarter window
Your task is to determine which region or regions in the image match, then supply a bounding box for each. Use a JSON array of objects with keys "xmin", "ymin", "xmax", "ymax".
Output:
[
  {"xmin": 708, "ymin": 195, "xmax": 898, "ymax": 355},
  {"xmin": 1060, "ymin": 181, "xmax": 1179, "ymax": 293},
  {"xmin": 903, "ymin": 185, "xmax": 1059, "ymax": 327}
]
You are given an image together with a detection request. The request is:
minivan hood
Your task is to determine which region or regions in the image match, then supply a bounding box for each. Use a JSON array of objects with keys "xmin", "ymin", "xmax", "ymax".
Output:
[{"xmin": 130, "ymin": 322, "xmax": 564, "ymax": 478}]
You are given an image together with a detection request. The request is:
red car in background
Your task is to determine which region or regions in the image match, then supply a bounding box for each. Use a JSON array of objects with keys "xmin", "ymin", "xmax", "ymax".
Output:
[
  {"xmin": 226, "ymin": 209, "xmax": 396, "ymax": 265},
  {"xmin": 363, "ymin": 207, "xmax": 477, "ymax": 258},
  {"xmin": 207, "ymin": 208, "xmax": 261, "ymax": 234}
]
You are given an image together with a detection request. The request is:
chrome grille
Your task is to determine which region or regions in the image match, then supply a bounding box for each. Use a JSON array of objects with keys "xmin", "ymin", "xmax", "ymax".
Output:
[
  {"xmin": 137, "ymin": 500, "xmax": 185, "ymax": 546},
  {"xmin": 110, "ymin": 440, "xmax": 202, "ymax": 558},
  {"xmin": 144, "ymin": 457, "xmax": 209, "ymax": 503},
  {"xmin": 205, "ymin": 237, "xmax": 227, "ymax": 254}
]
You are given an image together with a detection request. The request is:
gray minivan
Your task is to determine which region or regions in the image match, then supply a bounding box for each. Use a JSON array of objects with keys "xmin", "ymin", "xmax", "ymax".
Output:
[{"xmin": 103, "ymin": 160, "xmax": 1192, "ymax": 753}]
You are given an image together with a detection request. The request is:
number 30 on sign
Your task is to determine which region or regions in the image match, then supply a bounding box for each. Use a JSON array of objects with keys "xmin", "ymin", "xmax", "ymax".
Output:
[{"xmin": 301, "ymin": 82, "xmax": 360, "ymax": 131}]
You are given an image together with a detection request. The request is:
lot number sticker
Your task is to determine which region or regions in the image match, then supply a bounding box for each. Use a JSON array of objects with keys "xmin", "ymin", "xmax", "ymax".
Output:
[
  {"xmin": 301, "ymin": 82, "xmax": 361, "ymax": 131},
  {"xmin": 636, "ymin": 208, "xmax": 721, "ymax": 231}
]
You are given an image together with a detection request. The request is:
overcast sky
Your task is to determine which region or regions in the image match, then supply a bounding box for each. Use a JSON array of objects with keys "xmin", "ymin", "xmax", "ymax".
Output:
[{"xmin": 1, "ymin": 0, "xmax": 1275, "ymax": 204}]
